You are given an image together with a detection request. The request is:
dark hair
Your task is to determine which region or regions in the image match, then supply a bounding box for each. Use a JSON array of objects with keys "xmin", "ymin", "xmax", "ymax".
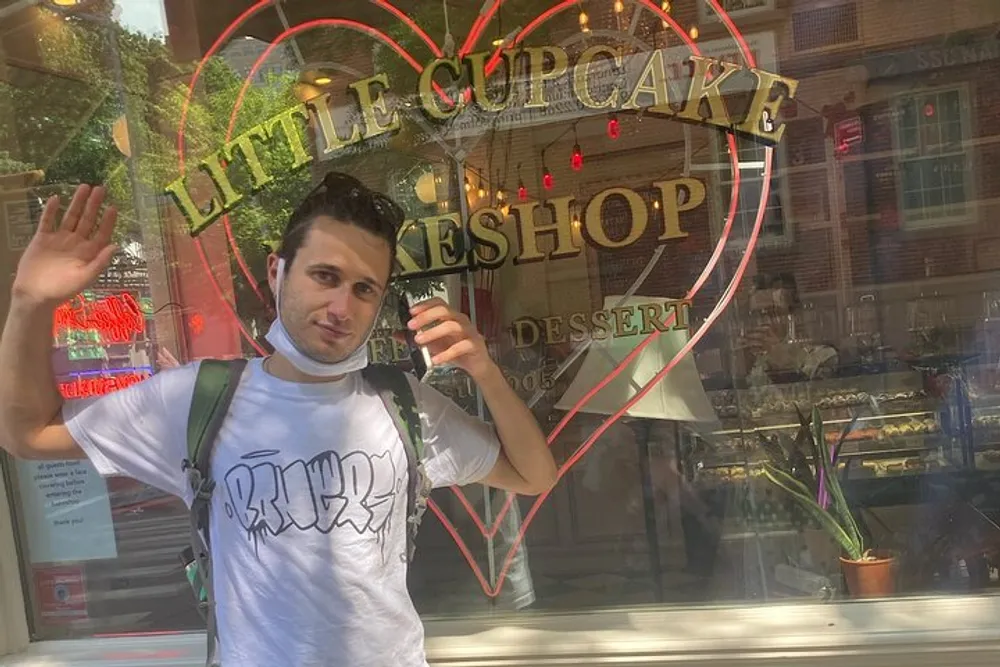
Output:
[{"xmin": 278, "ymin": 171, "xmax": 404, "ymax": 273}]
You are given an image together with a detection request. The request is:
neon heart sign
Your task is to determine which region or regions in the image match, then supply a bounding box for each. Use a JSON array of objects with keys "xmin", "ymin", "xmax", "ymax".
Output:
[{"xmin": 172, "ymin": 0, "xmax": 784, "ymax": 598}]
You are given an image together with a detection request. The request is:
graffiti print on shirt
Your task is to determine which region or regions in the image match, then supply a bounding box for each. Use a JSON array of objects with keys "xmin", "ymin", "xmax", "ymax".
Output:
[{"xmin": 222, "ymin": 448, "xmax": 402, "ymax": 555}]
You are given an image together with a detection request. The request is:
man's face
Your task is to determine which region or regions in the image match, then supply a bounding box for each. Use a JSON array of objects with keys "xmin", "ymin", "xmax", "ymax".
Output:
[{"xmin": 268, "ymin": 216, "xmax": 392, "ymax": 363}]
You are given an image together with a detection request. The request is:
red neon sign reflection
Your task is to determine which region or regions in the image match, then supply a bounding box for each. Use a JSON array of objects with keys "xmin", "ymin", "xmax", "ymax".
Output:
[
  {"xmin": 58, "ymin": 372, "xmax": 150, "ymax": 399},
  {"xmin": 53, "ymin": 293, "xmax": 145, "ymax": 344}
]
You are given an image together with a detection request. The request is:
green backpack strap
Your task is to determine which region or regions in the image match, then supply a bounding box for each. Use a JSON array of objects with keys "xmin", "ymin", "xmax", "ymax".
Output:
[
  {"xmin": 182, "ymin": 358, "xmax": 247, "ymax": 667},
  {"xmin": 362, "ymin": 363, "xmax": 430, "ymax": 562}
]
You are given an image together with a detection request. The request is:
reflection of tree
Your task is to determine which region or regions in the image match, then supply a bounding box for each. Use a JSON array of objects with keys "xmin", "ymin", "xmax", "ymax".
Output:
[{"xmin": 0, "ymin": 8, "xmax": 310, "ymax": 259}]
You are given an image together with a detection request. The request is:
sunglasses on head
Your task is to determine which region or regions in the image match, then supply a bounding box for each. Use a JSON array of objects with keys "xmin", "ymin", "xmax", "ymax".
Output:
[{"xmin": 292, "ymin": 171, "xmax": 405, "ymax": 230}]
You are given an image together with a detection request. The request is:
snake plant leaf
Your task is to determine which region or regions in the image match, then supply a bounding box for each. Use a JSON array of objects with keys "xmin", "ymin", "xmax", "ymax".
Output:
[
  {"xmin": 811, "ymin": 408, "xmax": 864, "ymax": 552},
  {"xmin": 763, "ymin": 463, "xmax": 864, "ymax": 560}
]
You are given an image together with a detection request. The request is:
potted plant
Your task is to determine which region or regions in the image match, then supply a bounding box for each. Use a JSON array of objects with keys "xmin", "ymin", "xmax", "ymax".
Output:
[{"xmin": 760, "ymin": 407, "xmax": 898, "ymax": 598}]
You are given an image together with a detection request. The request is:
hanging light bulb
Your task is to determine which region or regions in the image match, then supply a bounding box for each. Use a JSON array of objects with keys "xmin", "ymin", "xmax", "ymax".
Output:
[
  {"xmin": 571, "ymin": 211, "xmax": 581, "ymax": 229},
  {"xmin": 578, "ymin": 9, "xmax": 589, "ymax": 32},
  {"xmin": 477, "ymin": 176, "xmax": 486, "ymax": 199},
  {"xmin": 464, "ymin": 176, "xmax": 472, "ymax": 193},
  {"xmin": 614, "ymin": 0, "xmax": 624, "ymax": 13},
  {"xmin": 496, "ymin": 186, "xmax": 506, "ymax": 203},
  {"xmin": 501, "ymin": 202, "xmax": 511, "ymax": 216},
  {"xmin": 571, "ymin": 143, "xmax": 584, "ymax": 171},
  {"xmin": 543, "ymin": 167, "xmax": 554, "ymax": 190},
  {"xmin": 607, "ymin": 113, "xmax": 620, "ymax": 140},
  {"xmin": 518, "ymin": 179, "xmax": 528, "ymax": 201},
  {"xmin": 653, "ymin": 199, "xmax": 661, "ymax": 210},
  {"xmin": 689, "ymin": 26, "xmax": 699, "ymax": 40}
]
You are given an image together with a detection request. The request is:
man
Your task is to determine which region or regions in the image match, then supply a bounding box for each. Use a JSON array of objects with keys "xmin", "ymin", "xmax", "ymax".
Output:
[{"xmin": 0, "ymin": 174, "xmax": 557, "ymax": 667}]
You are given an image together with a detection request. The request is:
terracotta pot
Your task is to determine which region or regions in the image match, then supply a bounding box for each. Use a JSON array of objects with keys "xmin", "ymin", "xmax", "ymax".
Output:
[{"xmin": 840, "ymin": 552, "xmax": 898, "ymax": 598}]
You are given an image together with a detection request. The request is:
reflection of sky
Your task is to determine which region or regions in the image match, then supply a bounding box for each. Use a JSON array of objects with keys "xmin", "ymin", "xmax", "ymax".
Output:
[{"xmin": 114, "ymin": 0, "xmax": 168, "ymax": 40}]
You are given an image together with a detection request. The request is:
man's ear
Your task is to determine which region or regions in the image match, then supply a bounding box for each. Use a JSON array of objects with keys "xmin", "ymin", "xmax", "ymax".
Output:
[{"xmin": 266, "ymin": 253, "xmax": 281, "ymax": 296}]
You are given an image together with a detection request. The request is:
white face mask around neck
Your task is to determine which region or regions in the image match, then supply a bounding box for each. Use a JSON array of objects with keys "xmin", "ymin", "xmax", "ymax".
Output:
[{"xmin": 264, "ymin": 258, "xmax": 378, "ymax": 378}]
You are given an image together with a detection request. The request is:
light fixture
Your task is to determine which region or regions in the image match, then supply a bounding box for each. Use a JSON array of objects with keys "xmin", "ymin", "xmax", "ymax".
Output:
[
  {"xmin": 689, "ymin": 26, "xmax": 699, "ymax": 40},
  {"xmin": 501, "ymin": 202, "xmax": 511, "ymax": 216},
  {"xmin": 578, "ymin": 9, "xmax": 589, "ymax": 32},
  {"xmin": 543, "ymin": 167, "xmax": 554, "ymax": 190},
  {"xmin": 465, "ymin": 176, "xmax": 472, "ymax": 193},
  {"xmin": 653, "ymin": 199, "xmax": 661, "ymax": 210},
  {"xmin": 572, "ymin": 211, "xmax": 582, "ymax": 229},
  {"xmin": 477, "ymin": 176, "xmax": 486, "ymax": 199},
  {"xmin": 313, "ymin": 75, "xmax": 332, "ymax": 86},
  {"xmin": 518, "ymin": 181, "xmax": 528, "ymax": 201},
  {"xmin": 607, "ymin": 113, "xmax": 620, "ymax": 140},
  {"xmin": 496, "ymin": 186, "xmax": 506, "ymax": 203},
  {"xmin": 571, "ymin": 143, "xmax": 584, "ymax": 171},
  {"xmin": 614, "ymin": 0, "xmax": 624, "ymax": 13}
]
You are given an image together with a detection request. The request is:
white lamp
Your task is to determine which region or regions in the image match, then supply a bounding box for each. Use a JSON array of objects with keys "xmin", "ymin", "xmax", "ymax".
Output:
[{"xmin": 554, "ymin": 295, "xmax": 717, "ymax": 423}]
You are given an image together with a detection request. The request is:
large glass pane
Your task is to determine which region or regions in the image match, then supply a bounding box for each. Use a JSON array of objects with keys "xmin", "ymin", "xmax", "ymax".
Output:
[{"xmin": 0, "ymin": 0, "xmax": 998, "ymax": 651}]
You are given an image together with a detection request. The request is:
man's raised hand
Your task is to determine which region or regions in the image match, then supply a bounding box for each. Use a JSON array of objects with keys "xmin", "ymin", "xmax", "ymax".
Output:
[{"xmin": 12, "ymin": 185, "xmax": 118, "ymax": 307}]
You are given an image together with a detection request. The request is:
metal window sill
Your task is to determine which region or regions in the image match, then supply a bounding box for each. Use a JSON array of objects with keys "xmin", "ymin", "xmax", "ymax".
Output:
[{"xmin": 3, "ymin": 595, "xmax": 1000, "ymax": 666}]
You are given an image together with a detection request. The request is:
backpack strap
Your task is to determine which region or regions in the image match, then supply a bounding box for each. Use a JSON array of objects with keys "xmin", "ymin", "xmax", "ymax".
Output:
[
  {"xmin": 361, "ymin": 364, "xmax": 430, "ymax": 562},
  {"xmin": 182, "ymin": 358, "xmax": 247, "ymax": 667}
]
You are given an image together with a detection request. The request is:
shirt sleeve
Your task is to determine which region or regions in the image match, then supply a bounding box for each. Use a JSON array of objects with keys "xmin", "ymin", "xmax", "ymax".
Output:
[
  {"xmin": 410, "ymin": 375, "xmax": 501, "ymax": 489},
  {"xmin": 62, "ymin": 362, "xmax": 199, "ymax": 501}
]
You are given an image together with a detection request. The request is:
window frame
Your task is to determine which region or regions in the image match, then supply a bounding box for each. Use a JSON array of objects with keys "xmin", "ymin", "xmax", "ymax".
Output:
[{"xmin": 889, "ymin": 83, "xmax": 978, "ymax": 230}]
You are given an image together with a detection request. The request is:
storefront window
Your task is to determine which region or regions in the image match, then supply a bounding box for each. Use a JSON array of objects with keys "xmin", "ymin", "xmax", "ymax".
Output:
[{"xmin": 2, "ymin": 0, "xmax": 1000, "ymax": 648}]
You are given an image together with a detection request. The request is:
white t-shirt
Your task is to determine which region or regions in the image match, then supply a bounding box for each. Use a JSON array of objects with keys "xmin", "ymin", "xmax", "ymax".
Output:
[{"xmin": 63, "ymin": 358, "xmax": 501, "ymax": 667}]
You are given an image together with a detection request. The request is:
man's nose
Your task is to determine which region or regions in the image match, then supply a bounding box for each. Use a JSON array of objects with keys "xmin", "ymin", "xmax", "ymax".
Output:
[{"xmin": 326, "ymin": 286, "xmax": 353, "ymax": 320}]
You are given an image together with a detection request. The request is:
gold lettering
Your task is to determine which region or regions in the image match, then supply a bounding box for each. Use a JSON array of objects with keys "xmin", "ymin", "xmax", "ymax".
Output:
[
  {"xmin": 637, "ymin": 303, "xmax": 669, "ymax": 334},
  {"xmin": 223, "ymin": 126, "xmax": 274, "ymax": 190},
  {"xmin": 368, "ymin": 337, "xmax": 389, "ymax": 363},
  {"xmin": 584, "ymin": 187, "xmax": 647, "ymax": 249},
  {"xmin": 668, "ymin": 300, "xmax": 692, "ymax": 330},
  {"xmin": 264, "ymin": 104, "xmax": 313, "ymax": 171},
  {"xmin": 199, "ymin": 153, "xmax": 242, "ymax": 210},
  {"xmin": 306, "ymin": 93, "xmax": 362, "ymax": 155},
  {"xmin": 164, "ymin": 175, "xmax": 221, "ymax": 236},
  {"xmin": 514, "ymin": 318, "xmax": 540, "ymax": 348},
  {"xmin": 469, "ymin": 207, "xmax": 510, "ymax": 269},
  {"xmin": 543, "ymin": 316, "xmax": 566, "ymax": 345},
  {"xmin": 523, "ymin": 47, "xmax": 569, "ymax": 109},
  {"xmin": 677, "ymin": 56, "xmax": 742, "ymax": 125},
  {"xmin": 349, "ymin": 72, "xmax": 400, "ymax": 138},
  {"xmin": 390, "ymin": 337, "xmax": 409, "ymax": 362},
  {"xmin": 573, "ymin": 45, "xmax": 621, "ymax": 109},
  {"xmin": 419, "ymin": 57, "xmax": 464, "ymax": 119},
  {"xmin": 423, "ymin": 213, "xmax": 468, "ymax": 272},
  {"xmin": 653, "ymin": 178, "xmax": 706, "ymax": 240},
  {"xmin": 513, "ymin": 198, "xmax": 581, "ymax": 263},
  {"xmin": 467, "ymin": 51, "xmax": 512, "ymax": 113},
  {"xmin": 567, "ymin": 311, "xmax": 589, "ymax": 342},
  {"xmin": 591, "ymin": 310, "xmax": 612, "ymax": 340},
  {"xmin": 622, "ymin": 50, "xmax": 673, "ymax": 113},
  {"xmin": 736, "ymin": 68, "xmax": 799, "ymax": 143},
  {"xmin": 395, "ymin": 221, "xmax": 424, "ymax": 275},
  {"xmin": 612, "ymin": 306, "xmax": 639, "ymax": 337}
]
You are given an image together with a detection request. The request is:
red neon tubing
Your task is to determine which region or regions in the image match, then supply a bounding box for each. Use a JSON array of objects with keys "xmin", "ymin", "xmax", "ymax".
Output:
[{"xmin": 460, "ymin": 0, "xmax": 504, "ymax": 56}]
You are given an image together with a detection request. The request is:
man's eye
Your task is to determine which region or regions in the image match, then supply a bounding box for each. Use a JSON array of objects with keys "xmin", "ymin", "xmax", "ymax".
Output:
[{"xmin": 314, "ymin": 271, "xmax": 338, "ymax": 285}]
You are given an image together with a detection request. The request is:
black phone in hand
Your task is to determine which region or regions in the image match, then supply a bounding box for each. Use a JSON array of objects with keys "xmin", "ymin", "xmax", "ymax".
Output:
[{"xmin": 397, "ymin": 294, "xmax": 433, "ymax": 380}]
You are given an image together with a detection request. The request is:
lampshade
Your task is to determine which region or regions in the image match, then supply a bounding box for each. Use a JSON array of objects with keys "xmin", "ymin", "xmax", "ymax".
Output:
[{"xmin": 555, "ymin": 295, "xmax": 717, "ymax": 423}]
